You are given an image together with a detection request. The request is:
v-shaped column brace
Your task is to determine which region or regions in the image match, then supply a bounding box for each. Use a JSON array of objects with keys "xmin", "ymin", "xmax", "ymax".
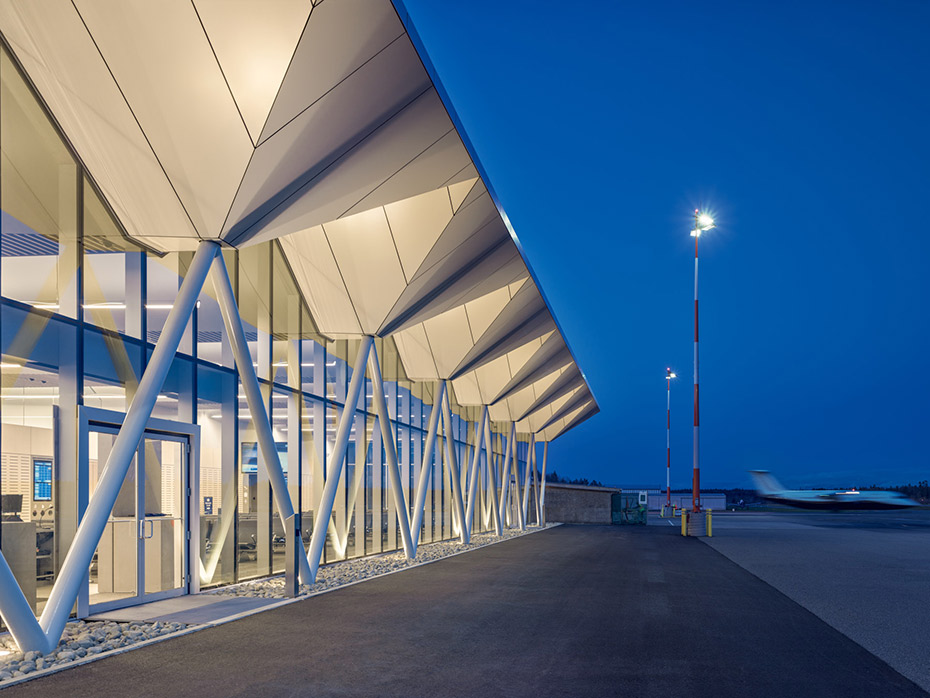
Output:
[
  {"xmin": 306, "ymin": 336, "xmax": 372, "ymax": 581},
  {"xmin": 463, "ymin": 406, "xmax": 487, "ymax": 538},
  {"xmin": 0, "ymin": 241, "xmax": 219, "ymax": 653},
  {"xmin": 410, "ymin": 382, "xmax": 444, "ymax": 550},
  {"xmin": 211, "ymin": 249, "xmax": 314, "ymax": 586},
  {"xmin": 498, "ymin": 422, "xmax": 516, "ymax": 528},
  {"xmin": 483, "ymin": 414, "xmax": 503, "ymax": 536},
  {"xmin": 531, "ymin": 441, "xmax": 541, "ymax": 525},
  {"xmin": 307, "ymin": 337, "xmax": 431, "ymax": 581},
  {"xmin": 325, "ymin": 379, "xmax": 445, "ymax": 561},
  {"xmin": 440, "ymin": 381, "xmax": 469, "ymax": 543},
  {"xmin": 522, "ymin": 433, "xmax": 536, "ymax": 527},
  {"xmin": 367, "ymin": 340, "xmax": 415, "ymax": 560},
  {"xmin": 539, "ymin": 441, "xmax": 549, "ymax": 526}
]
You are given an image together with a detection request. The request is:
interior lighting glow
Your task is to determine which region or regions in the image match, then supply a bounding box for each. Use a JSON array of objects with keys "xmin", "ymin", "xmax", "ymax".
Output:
[
  {"xmin": 1, "ymin": 393, "xmax": 59, "ymax": 400},
  {"xmin": 0, "ymin": 363, "xmax": 21, "ymax": 368},
  {"xmin": 84, "ymin": 302, "xmax": 126, "ymax": 310}
]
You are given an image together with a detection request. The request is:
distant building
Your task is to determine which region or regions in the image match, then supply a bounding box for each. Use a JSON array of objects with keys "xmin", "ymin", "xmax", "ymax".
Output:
[{"xmin": 647, "ymin": 493, "xmax": 726, "ymax": 511}]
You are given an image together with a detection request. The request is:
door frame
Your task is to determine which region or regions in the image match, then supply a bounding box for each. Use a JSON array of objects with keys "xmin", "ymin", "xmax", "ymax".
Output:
[{"xmin": 76, "ymin": 406, "xmax": 201, "ymax": 617}]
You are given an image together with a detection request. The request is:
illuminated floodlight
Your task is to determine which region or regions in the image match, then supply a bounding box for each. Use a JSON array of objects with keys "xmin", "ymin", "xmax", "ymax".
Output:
[
  {"xmin": 666, "ymin": 369, "xmax": 677, "ymax": 379},
  {"xmin": 690, "ymin": 209, "xmax": 716, "ymax": 236}
]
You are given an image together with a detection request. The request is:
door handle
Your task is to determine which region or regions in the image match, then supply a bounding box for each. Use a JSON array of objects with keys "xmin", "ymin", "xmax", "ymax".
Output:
[{"xmin": 140, "ymin": 519, "xmax": 155, "ymax": 539}]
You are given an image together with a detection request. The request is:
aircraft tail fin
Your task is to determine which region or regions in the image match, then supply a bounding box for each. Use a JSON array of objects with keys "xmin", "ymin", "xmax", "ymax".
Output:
[{"xmin": 748, "ymin": 470, "xmax": 784, "ymax": 496}]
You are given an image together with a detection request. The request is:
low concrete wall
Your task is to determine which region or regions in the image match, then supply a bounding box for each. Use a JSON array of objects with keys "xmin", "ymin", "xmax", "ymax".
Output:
[{"xmin": 544, "ymin": 483, "xmax": 621, "ymax": 524}]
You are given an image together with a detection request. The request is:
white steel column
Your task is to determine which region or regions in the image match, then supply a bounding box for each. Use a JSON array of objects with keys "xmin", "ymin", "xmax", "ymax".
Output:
[
  {"xmin": 306, "ymin": 336, "xmax": 372, "ymax": 580},
  {"xmin": 410, "ymin": 382, "xmax": 444, "ymax": 549},
  {"xmin": 539, "ymin": 441, "xmax": 549, "ymax": 526},
  {"xmin": 498, "ymin": 423, "xmax": 515, "ymax": 527},
  {"xmin": 512, "ymin": 435, "xmax": 526, "ymax": 530},
  {"xmin": 440, "ymin": 383, "xmax": 468, "ymax": 543},
  {"xmin": 367, "ymin": 340, "xmax": 415, "ymax": 559},
  {"xmin": 211, "ymin": 249, "xmax": 313, "ymax": 585},
  {"xmin": 531, "ymin": 442, "xmax": 541, "ymax": 526},
  {"xmin": 521, "ymin": 433, "xmax": 536, "ymax": 528},
  {"xmin": 464, "ymin": 406, "xmax": 488, "ymax": 537},
  {"xmin": 0, "ymin": 553, "xmax": 48, "ymax": 652},
  {"xmin": 483, "ymin": 415, "xmax": 503, "ymax": 535},
  {"xmin": 27, "ymin": 241, "xmax": 219, "ymax": 653}
]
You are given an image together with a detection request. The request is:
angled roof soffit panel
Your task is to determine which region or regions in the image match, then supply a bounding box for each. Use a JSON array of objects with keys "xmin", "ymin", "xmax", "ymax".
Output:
[
  {"xmin": 490, "ymin": 333, "xmax": 572, "ymax": 405},
  {"xmin": 277, "ymin": 180, "xmax": 529, "ymax": 338},
  {"xmin": 449, "ymin": 281, "xmax": 556, "ymax": 380},
  {"xmin": 515, "ymin": 365, "xmax": 585, "ymax": 422},
  {"xmin": 514, "ymin": 385, "xmax": 575, "ymax": 435},
  {"xmin": 377, "ymin": 180, "xmax": 526, "ymax": 335},
  {"xmin": 488, "ymin": 356, "xmax": 567, "ymax": 427},
  {"xmin": 538, "ymin": 389, "xmax": 594, "ymax": 433},
  {"xmin": 460, "ymin": 332, "xmax": 547, "ymax": 415},
  {"xmin": 392, "ymin": 278, "xmax": 533, "ymax": 380},
  {"xmin": 543, "ymin": 401, "xmax": 600, "ymax": 442}
]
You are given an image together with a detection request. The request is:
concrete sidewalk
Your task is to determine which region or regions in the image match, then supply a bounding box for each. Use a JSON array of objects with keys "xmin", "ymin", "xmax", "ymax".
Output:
[{"xmin": 4, "ymin": 525, "xmax": 926, "ymax": 697}]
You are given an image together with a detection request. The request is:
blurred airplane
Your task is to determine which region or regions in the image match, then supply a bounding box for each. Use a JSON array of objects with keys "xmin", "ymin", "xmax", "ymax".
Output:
[{"xmin": 749, "ymin": 470, "xmax": 920, "ymax": 511}]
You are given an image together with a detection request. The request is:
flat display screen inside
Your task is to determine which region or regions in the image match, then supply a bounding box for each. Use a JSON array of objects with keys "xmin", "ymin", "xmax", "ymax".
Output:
[
  {"xmin": 240, "ymin": 441, "xmax": 287, "ymax": 474},
  {"xmin": 33, "ymin": 459, "xmax": 52, "ymax": 501}
]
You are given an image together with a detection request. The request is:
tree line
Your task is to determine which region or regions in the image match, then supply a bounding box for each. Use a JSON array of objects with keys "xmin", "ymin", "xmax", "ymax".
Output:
[
  {"xmin": 545, "ymin": 470, "xmax": 605, "ymax": 488},
  {"xmin": 866, "ymin": 480, "xmax": 930, "ymax": 504}
]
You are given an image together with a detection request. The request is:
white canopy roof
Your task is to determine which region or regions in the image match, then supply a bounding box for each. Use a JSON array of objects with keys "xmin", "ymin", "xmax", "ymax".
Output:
[{"xmin": 0, "ymin": 0, "xmax": 598, "ymax": 441}]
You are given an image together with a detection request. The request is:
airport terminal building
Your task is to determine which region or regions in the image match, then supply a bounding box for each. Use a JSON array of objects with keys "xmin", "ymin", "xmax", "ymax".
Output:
[{"xmin": 0, "ymin": 1, "xmax": 597, "ymax": 651}]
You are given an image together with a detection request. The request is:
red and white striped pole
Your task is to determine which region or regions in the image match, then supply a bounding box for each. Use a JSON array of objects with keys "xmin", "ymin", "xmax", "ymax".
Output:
[
  {"xmin": 693, "ymin": 211, "xmax": 701, "ymax": 513},
  {"xmin": 666, "ymin": 367, "xmax": 675, "ymax": 508},
  {"xmin": 690, "ymin": 209, "xmax": 714, "ymax": 513}
]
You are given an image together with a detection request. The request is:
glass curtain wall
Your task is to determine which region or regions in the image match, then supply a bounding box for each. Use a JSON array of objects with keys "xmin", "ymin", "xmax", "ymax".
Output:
[{"xmin": 0, "ymin": 37, "xmax": 496, "ymax": 624}]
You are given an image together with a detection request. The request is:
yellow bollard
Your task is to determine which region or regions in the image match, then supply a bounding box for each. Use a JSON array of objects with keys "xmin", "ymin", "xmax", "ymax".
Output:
[
  {"xmin": 707, "ymin": 509, "xmax": 713, "ymax": 537},
  {"xmin": 681, "ymin": 511, "xmax": 688, "ymax": 536}
]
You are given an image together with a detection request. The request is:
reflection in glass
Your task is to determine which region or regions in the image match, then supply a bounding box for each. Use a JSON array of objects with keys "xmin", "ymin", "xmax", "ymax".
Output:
[
  {"xmin": 88, "ymin": 430, "xmax": 138, "ymax": 607},
  {"xmin": 143, "ymin": 437, "xmax": 185, "ymax": 595}
]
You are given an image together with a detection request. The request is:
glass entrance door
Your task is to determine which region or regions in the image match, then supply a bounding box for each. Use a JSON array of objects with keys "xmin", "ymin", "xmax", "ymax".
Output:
[
  {"xmin": 88, "ymin": 428, "xmax": 189, "ymax": 611},
  {"xmin": 141, "ymin": 435, "xmax": 186, "ymax": 597}
]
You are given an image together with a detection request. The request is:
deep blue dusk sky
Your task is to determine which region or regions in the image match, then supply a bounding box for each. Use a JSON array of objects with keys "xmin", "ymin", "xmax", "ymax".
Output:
[{"xmin": 401, "ymin": 0, "xmax": 930, "ymax": 489}]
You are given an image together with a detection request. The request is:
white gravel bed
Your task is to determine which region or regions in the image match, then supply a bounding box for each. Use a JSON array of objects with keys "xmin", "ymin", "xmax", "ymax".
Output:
[
  {"xmin": 213, "ymin": 524, "xmax": 556, "ymax": 599},
  {"xmin": 0, "ymin": 619, "xmax": 187, "ymax": 682}
]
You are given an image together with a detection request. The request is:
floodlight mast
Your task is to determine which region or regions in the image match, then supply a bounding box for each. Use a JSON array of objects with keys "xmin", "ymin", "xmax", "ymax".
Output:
[
  {"xmin": 690, "ymin": 209, "xmax": 714, "ymax": 512},
  {"xmin": 666, "ymin": 368, "xmax": 676, "ymax": 508}
]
